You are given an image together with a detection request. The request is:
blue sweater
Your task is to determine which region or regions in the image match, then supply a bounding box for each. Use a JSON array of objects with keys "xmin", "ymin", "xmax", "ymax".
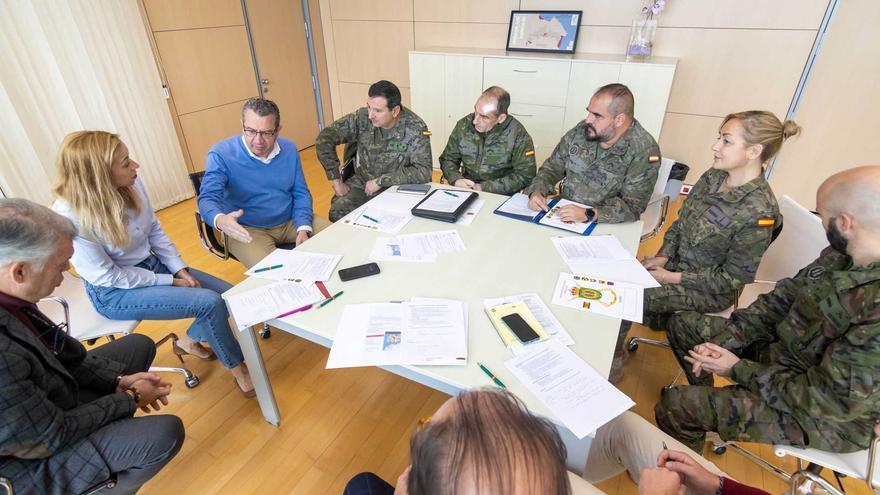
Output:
[{"xmin": 198, "ymin": 136, "xmax": 314, "ymax": 229}]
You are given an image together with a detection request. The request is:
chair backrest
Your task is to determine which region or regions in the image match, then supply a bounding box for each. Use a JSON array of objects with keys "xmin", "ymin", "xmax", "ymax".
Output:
[
  {"xmin": 340, "ymin": 142, "xmax": 357, "ymax": 182},
  {"xmin": 188, "ymin": 171, "xmax": 205, "ymax": 195},
  {"xmin": 36, "ymin": 272, "xmax": 139, "ymax": 342},
  {"xmin": 650, "ymin": 158, "xmax": 676, "ymax": 201},
  {"xmin": 754, "ymin": 195, "xmax": 828, "ymax": 282}
]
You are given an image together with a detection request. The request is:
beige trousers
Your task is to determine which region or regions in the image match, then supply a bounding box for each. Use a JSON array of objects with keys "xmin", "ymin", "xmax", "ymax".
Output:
[{"xmin": 223, "ymin": 216, "xmax": 331, "ymax": 268}]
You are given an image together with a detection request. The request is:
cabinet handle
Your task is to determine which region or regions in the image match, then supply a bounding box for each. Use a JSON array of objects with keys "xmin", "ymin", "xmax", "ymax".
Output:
[
  {"xmin": 513, "ymin": 69, "xmax": 538, "ymax": 73},
  {"xmin": 510, "ymin": 113, "xmax": 534, "ymax": 117}
]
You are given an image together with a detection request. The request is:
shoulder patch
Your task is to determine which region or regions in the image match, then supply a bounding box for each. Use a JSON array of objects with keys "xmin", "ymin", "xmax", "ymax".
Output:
[
  {"xmin": 648, "ymin": 155, "xmax": 661, "ymax": 163},
  {"xmin": 524, "ymin": 149, "xmax": 535, "ymax": 157},
  {"xmin": 422, "ymin": 130, "xmax": 432, "ymax": 136},
  {"xmin": 757, "ymin": 216, "xmax": 776, "ymax": 228}
]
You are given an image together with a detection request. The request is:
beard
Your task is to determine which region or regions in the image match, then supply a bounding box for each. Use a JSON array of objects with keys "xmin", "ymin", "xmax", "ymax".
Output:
[
  {"xmin": 584, "ymin": 123, "xmax": 610, "ymax": 143},
  {"xmin": 826, "ymin": 217, "xmax": 849, "ymax": 255}
]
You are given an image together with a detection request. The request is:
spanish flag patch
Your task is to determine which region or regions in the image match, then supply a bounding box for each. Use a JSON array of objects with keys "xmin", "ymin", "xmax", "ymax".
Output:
[
  {"xmin": 525, "ymin": 149, "xmax": 535, "ymax": 157},
  {"xmin": 422, "ymin": 130, "xmax": 432, "ymax": 136},
  {"xmin": 648, "ymin": 155, "xmax": 661, "ymax": 163},
  {"xmin": 757, "ymin": 217, "xmax": 775, "ymax": 228}
]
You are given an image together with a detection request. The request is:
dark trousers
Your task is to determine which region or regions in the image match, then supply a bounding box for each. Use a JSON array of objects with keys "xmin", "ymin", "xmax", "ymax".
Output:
[
  {"xmin": 19, "ymin": 335, "xmax": 184, "ymax": 495},
  {"xmin": 343, "ymin": 472, "xmax": 395, "ymax": 495}
]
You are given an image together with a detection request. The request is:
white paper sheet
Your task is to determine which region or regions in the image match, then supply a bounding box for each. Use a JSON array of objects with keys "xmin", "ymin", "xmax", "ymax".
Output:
[
  {"xmin": 369, "ymin": 237, "xmax": 437, "ymax": 263},
  {"xmin": 454, "ymin": 199, "xmax": 485, "ymax": 226},
  {"xmin": 496, "ymin": 192, "xmax": 539, "ymax": 218},
  {"xmin": 393, "ymin": 230, "xmax": 466, "ymax": 256},
  {"xmin": 347, "ymin": 206, "xmax": 412, "ymax": 234},
  {"xmin": 551, "ymin": 272, "xmax": 645, "ymax": 323},
  {"xmin": 505, "ymin": 339, "xmax": 634, "ymax": 439},
  {"xmin": 226, "ymin": 281, "xmax": 327, "ymax": 330},
  {"xmin": 326, "ymin": 300, "xmax": 468, "ymax": 368},
  {"xmin": 552, "ymin": 236, "xmax": 661, "ymax": 288},
  {"xmin": 539, "ymin": 198, "xmax": 594, "ymax": 234},
  {"xmin": 245, "ymin": 249, "xmax": 342, "ymax": 283},
  {"xmin": 416, "ymin": 189, "xmax": 472, "ymax": 213},
  {"xmin": 483, "ymin": 293, "xmax": 573, "ymax": 346}
]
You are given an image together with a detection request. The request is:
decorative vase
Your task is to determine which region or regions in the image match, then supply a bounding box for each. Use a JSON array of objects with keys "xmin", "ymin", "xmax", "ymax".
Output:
[{"xmin": 626, "ymin": 18, "xmax": 657, "ymax": 61}]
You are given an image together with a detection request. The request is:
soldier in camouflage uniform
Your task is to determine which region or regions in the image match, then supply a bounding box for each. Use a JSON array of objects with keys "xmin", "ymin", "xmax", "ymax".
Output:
[
  {"xmin": 611, "ymin": 111, "xmax": 798, "ymax": 382},
  {"xmin": 316, "ymin": 80, "xmax": 432, "ymax": 221},
  {"xmin": 524, "ymin": 83, "xmax": 660, "ymax": 224},
  {"xmin": 439, "ymin": 86, "xmax": 536, "ymax": 195},
  {"xmin": 655, "ymin": 165, "xmax": 880, "ymax": 454}
]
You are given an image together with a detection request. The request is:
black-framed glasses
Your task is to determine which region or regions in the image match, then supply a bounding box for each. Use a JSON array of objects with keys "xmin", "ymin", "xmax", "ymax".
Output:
[{"xmin": 243, "ymin": 127, "xmax": 277, "ymax": 138}]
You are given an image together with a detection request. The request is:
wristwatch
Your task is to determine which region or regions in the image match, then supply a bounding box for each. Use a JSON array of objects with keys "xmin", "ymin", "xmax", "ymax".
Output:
[{"xmin": 585, "ymin": 208, "xmax": 596, "ymax": 222}]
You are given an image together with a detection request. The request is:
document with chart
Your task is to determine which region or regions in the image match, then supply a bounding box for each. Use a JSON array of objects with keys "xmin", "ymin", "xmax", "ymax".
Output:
[{"xmin": 551, "ymin": 273, "xmax": 644, "ymax": 323}]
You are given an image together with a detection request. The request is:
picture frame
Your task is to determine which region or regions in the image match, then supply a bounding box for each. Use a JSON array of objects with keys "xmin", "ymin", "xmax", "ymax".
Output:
[{"xmin": 506, "ymin": 10, "xmax": 583, "ymax": 54}]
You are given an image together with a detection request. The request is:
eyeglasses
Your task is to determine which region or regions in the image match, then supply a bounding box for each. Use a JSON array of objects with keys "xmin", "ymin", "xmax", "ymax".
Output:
[{"xmin": 243, "ymin": 127, "xmax": 277, "ymax": 138}]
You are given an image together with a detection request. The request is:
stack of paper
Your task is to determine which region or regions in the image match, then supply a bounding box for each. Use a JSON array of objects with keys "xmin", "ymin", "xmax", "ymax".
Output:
[
  {"xmin": 551, "ymin": 272, "xmax": 645, "ymax": 323},
  {"xmin": 369, "ymin": 230, "xmax": 466, "ymax": 263},
  {"xmin": 505, "ymin": 339, "xmax": 634, "ymax": 439},
  {"xmin": 483, "ymin": 293, "xmax": 574, "ymax": 348},
  {"xmin": 226, "ymin": 280, "xmax": 327, "ymax": 330},
  {"xmin": 246, "ymin": 249, "xmax": 342, "ymax": 283},
  {"xmin": 342, "ymin": 190, "xmax": 426, "ymax": 233},
  {"xmin": 551, "ymin": 235, "xmax": 660, "ymax": 288},
  {"xmin": 326, "ymin": 298, "xmax": 468, "ymax": 368},
  {"xmin": 485, "ymin": 301, "xmax": 550, "ymax": 349}
]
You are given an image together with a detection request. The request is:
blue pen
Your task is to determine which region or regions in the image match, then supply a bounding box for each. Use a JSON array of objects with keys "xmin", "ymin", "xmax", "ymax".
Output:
[
  {"xmin": 362, "ymin": 214, "xmax": 380, "ymax": 223},
  {"xmin": 443, "ymin": 191, "xmax": 459, "ymax": 198}
]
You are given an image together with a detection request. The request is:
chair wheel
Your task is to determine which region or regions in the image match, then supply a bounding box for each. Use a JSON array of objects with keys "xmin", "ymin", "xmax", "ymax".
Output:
[
  {"xmin": 185, "ymin": 376, "xmax": 200, "ymax": 388},
  {"xmin": 712, "ymin": 445, "xmax": 727, "ymax": 455},
  {"xmin": 260, "ymin": 327, "xmax": 271, "ymax": 339},
  {"xmin": 628, "ymin": 338, "xmax": 639, "ymax": 352}
]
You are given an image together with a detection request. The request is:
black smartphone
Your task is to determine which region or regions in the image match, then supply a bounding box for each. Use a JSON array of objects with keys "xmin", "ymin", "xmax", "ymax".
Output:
[
  {"xmin": 501, "ymin": 313, "xmax": 540, "ymax": 344},
  {"xmin": 338, "ymin": 262, "xmax": 380, "ymax": 282}
]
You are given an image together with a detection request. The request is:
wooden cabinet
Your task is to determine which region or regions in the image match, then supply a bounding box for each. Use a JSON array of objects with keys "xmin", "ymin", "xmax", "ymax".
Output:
[{"xmin": 410, "ymin": 47, "xmax": 676, "ymax": 169}]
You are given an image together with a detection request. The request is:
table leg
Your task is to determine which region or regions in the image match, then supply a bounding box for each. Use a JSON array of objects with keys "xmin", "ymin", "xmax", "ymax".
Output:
[
  {"xmin": 559, "ymin": 426, "xmax": 593, "ymax": 475},
  {"xmin": 239, "ymin": 323, "xmax": 281, "ymax": 426}
]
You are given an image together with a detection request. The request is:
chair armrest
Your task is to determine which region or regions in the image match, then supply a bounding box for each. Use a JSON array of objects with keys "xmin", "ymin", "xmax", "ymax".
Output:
[
  {"xmin": 1, "ymin": 476, "xmax": 13, "ymax": 495},
  {"xmin": 194, "ymin": 212, "xmax": 232, "ymax": 260},
  {"xmin": 38, "ymin": 295, "xmax": 70, "ymax": 334}
]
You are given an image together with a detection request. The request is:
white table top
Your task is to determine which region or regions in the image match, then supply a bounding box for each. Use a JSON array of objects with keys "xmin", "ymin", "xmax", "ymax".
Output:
[{"xmin": 225, "ymin": 186, "xmax": 642, "ymax": 422}]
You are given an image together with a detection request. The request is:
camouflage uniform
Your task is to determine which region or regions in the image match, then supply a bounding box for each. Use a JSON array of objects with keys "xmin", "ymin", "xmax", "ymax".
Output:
[
  {"xmin": 439, "ymin": 114, "xmax": 537, "ymax": 195},
  {"xmin": 615, "ymin": 170, "xmax": 780, "ymax": 365},
  {"xmin": 523, "ymin": 120, "xmax": 660, "ymax": 223},
  {"xmin": 316, "ymin": 106, "xmax": 433, "ymax": 221},
  {"xmin": 656, "ymin": 247, "xmax": 880, "ymax": 453}
]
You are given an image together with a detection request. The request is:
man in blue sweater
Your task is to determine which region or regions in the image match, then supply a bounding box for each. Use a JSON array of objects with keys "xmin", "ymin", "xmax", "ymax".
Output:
[{"xmin": 198, "ymin": 98, "xmax": 316, "ymax": 268}]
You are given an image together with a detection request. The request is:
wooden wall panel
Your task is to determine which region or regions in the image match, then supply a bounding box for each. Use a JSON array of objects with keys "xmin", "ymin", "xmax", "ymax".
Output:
[
  {"xmin": 413, "ymin": 0, "xmax": 518, "ymax": 23},
  {"xmin": 143, "ymin": 0, "xmax": 243, "ymax": 31},
  {"xmin": 178, "ymin": 100, "xmax": 247, "ymax": 172},
  {"xmin": 337, "ymin": 82, "xmax": 412, "ymax": 119},
  {"xmin": 414, "ymin": 22, "xmax": 508, "ymax": 50},
  {"xmin": 333, "ymin": 20, "xmax": 413, "ymax": 85},
  {"xmin": 769, "ymin": 0, "xmax": 880, "ymax": 208},
  {"xmin": 657, "ymin": 113, "xmax": 722, "ymax": 182},
  {"xmin": 328, "ymin": 0, "xmax": 412, "ymax": 21},
  {"xmin": 154, "ymin": 26, "xmax": 256, "ymax": 115}
]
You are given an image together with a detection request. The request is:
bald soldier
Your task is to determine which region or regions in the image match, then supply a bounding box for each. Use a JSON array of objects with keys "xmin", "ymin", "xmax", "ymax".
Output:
[
  {"xmin": 656, "ymin": 166, "xmax": 880, "ymax": 455},
  {"xmin": 524, "ymin": 83, "xmax": 660, "ymax": 224},
  {"xmin": 439, "ymin": 86, "xmax": 537, "ymax": 195}
]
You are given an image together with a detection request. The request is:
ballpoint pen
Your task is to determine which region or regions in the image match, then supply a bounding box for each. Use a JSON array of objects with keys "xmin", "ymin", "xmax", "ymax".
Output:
[
  {"xmin": 254, "ymin": 264, "xmax": 283, "ymax": 273},
  {"xmin": 274, "ymin": 302, "xmax": 314, "ymax": 319},
  {"xmin": 443, "ymin": 191, "xmax": 459, "ymax": 198},
  {"xmin": 477, "ymin": 361, "xmax": 506, "ymax": 388},
  {"xmin": 362, "ymin": 214, "xmax": 380, "ymax": 223},
  {"xmin": 319, "ymin": 290, "xmax": 344, "ymax": 308}
]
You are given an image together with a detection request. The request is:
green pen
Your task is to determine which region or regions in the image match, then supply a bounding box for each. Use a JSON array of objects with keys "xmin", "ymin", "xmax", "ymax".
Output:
[
  {"xmin": 319, "ymin": 290, "xmax": 344, "ymax": 308},
  {"xmin": 477, "ymin": 362, "xmax": 506, "ymax": 389},
  {"xmin": 443, "ymin": 190, "xmax": 459, "ymax": 198},
  {"xmin": 254, "ymin": 264, "xmax": 283, "ymax": 273}
]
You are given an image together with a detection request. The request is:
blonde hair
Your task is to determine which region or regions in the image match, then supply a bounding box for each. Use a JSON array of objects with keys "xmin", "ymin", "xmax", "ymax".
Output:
[
  {"xmin": 721, "ymin": 110, "xmax": 801, "ymax": 163},
  {"xmin": 52, "ymin": 131, "xmax": 141, "ymax": 248}
]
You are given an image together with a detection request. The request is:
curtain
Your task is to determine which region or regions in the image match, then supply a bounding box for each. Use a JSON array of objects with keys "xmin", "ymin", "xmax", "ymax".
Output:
[{"xmin": 0, "ymin": 0, "xmax": 191, "ymax": 209}]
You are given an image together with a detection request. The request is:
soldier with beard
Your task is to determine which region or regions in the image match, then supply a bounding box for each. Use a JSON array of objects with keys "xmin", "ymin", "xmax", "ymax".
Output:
[
  {"xmin": 524, "ymin": 83, "xmax": 661, "ymax": 224},
  {"xmin": 657, "ymin": 166, "xmax": 880, "ymax": 455}
]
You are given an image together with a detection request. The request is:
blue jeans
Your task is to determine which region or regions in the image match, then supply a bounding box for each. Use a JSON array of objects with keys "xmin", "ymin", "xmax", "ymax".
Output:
[{"xmin": 84, "ymin": 255, "xmax": 244, "ymax": 368}]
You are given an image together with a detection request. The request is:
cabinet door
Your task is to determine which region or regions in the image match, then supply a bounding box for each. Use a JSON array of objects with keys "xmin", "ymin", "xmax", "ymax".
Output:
[
  {"xmin": 443, "ymin": 55, "xmax": 483, "ymax": 153},
  {"xmin": 562, "ymin": 61, "xmax": 621, "ymax": 131},
  {"xmin": 619, "ymin": 64, "xmax": 675, "ymax": 140},
  {"xmin": 508, "ymin": 103, "xmax": 566, "ymax": 168},
  {"xmin": 484, "ymin": 58, "xmax": 571, "ymax": 107},
  {"xmin": 409, "ymin": 53, "xmax": 446, "ymax": 168}
]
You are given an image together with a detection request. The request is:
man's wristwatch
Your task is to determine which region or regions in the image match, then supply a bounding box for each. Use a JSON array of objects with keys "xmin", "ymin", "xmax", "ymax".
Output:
[{"xmin": 585, "ymin": 208, "xmax": 597, "ymax": 222}]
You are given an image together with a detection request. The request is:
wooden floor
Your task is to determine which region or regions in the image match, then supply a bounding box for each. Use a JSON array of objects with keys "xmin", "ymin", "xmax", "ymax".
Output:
[{"xmin": 132, "ymin": 147, "xmax": 869, "ymax": 494}]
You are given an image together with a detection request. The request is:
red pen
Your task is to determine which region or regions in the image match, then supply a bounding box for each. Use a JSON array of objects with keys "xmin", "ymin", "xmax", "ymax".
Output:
[{"xmin": 274, "ymin": 303, "xmax": 314, "ymax": 319}]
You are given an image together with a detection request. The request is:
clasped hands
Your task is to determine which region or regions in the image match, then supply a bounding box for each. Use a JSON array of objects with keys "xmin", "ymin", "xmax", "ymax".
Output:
[
  {"xmin": 453, "ymin": 178, "xmax": 482, "ymax": 191},
  {"xmin": 332, "ymin": 178, "xmax": 382, "ymax": 198},
  {"xmin": 684, "ymin": 342, "xmax": 740, "ymax": 378},
  {"xmin": 116, "ymin": 372, "xmax": 173, "ymax": 413}
]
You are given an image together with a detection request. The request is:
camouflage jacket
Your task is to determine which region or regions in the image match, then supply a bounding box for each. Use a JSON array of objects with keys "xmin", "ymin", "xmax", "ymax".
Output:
[
  {"xmin": 523, "ymin": 119, "xmax": 660, "ymax": 223},
  {"xmin": 658, "ymin": 168, "xmax": 779, "ymax": 299},
  {"xmin": 315, "ymin": 106, "xmax": 433, "ymax": 187},
  {"xmin": 439, "ymin": 114, "xmax": 536, "ymax": 195},
  {"xmin": 715, "ymin": 247, "xmax": 880, "ymax": 451}
]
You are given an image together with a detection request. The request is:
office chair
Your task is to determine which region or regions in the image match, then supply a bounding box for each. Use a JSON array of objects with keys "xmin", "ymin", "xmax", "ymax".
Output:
[
  {"xmin": 640, "ymin": 158, "xmax": 683, "ymax": 242},
  {"xmin": 37, "ymin": 272, "xmax": 200, "ymax": 389}
]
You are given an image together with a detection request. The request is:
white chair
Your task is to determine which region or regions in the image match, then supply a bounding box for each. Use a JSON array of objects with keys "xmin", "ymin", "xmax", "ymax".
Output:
[
  {"xmin": 780, "ymin": 429, "xmax": 880, "ymax": 495},
  {"xmin": 37, "ymin": 272, "xmax": 200, "ymax": 389},
  {"xmin": 640, "ymin": 157, "xmax": 677, "ymax": 242}
]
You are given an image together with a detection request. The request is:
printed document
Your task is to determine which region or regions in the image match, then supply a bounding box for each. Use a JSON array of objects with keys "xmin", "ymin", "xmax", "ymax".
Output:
[
  {"xmin": 538, "ymin": 199, "xmax": 594, "ymax": 234},
  {"xmin": 483, "ymin": 293, "xmax": 573, "ymax": 346},
  {"xmin": 551, "ymin": 236, "xmax": 660, "ymax": 288},
  {"xmin": 246, "ymin": 249, "xmax": 342, "ymax": 283},
  {"xmin": 226, "ymin": 281, "xmax": 326, "ymax": 330},
  {"xmin": 416, "ymin": 189, "xmax": 471, "ymax": 213},
  {"xmin": 505, "ymin": 339, "xmax": 634, "ymax": 438},
  {"xmin": 495, "ymin": 192, "xmax": 539, "ymax": 218},
  {"xmin": 455, "ymin": 199, "xmax": 485, "ymax": 226},
  {"xmin": 551, "ymin": 272, "xmax": 645, "ymax": 323},
  {"xmin": 348, "ymin": 206, "xmax": 412, "ymax": 234}
]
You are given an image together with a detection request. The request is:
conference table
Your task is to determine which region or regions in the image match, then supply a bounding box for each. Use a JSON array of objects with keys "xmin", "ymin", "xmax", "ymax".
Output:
[{"xmin": 224, "ymin": 185, "xmax": 642, "ymax": 471}]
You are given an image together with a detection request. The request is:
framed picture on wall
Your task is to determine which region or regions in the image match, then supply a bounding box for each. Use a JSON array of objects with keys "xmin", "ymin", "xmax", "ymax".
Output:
[{"xmin": 506, "ymin": 10, "xmax": 582, "ymax": 54}]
